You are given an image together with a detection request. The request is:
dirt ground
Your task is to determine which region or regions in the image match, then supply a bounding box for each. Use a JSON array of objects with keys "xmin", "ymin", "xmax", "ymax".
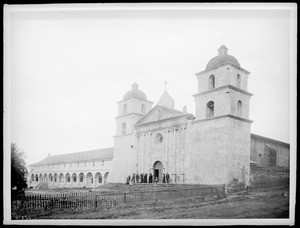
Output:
[{"xmin": 23, "ymin": 186, "xmax": 289, "ymax": 220}]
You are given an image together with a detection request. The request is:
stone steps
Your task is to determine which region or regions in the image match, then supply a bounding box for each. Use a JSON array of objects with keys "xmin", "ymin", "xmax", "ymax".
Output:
[{"xmin": 96, "ymin": 183, "xmax": 215, "ymax": 194}]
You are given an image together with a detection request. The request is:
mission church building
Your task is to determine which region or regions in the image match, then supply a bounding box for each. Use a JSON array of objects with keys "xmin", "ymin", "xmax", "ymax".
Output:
[{"xmin": 28, "ymin": 45, "xmax": 290, "ymax": 189}]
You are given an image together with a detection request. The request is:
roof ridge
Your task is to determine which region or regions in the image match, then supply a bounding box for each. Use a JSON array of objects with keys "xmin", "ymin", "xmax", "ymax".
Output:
[
  {"xmin": 47, "ymin": 147, "xmax": 114, "ymax": 158},
  {"xmin": 30, "ymin": 147, "xmax": 114, "ymax": 166}
]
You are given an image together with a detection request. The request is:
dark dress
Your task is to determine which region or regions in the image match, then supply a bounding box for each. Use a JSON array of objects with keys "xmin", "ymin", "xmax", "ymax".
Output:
[
  {"xmin": 126, "ymin": 175, "xmax": 131, "ymax": 184},
  {"xmin": 144, "ymin": 174, "xmax": 148, "ymax": 183},
  {"xmin": 136, "ymin": 174, "xmax": 139, "ymax": 183},
  {"xmin": 149, "ymin": 174, "xmax": 153, "ymax": 183},
  {"xmin": 140, "ymin": 174, "xmax": 144, "ymax": 183}
]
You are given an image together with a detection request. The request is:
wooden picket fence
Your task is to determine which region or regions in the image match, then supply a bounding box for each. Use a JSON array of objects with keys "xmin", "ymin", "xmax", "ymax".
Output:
[
  {"xmin": 12, "ymin": 184, "xmax": 225, "ymax": 214},
  {"xmin": 12, "ymin": 178, "xmax": 289, "ymax": 217}
]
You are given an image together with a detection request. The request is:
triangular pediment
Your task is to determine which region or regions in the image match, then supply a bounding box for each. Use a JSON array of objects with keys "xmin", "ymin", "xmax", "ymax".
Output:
[{"xmin": 135, "ymin": 105, "xmax": 184, "ymax": 126}]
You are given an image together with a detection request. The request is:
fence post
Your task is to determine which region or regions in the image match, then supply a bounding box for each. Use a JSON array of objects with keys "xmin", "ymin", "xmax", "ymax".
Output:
[
  {"xmin": 39, "ymin": 195, "xmax": 42, "ymax": 210},
  {"xmin": 95, "ymin": 195, "xmax": 98, "ymax": 209},
  {"xmin": 51, "ymin": 196, "xmax": 53, "ymax": 210}
]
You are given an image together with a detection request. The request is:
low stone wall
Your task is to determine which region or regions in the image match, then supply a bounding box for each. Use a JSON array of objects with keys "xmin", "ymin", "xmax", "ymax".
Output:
[{"xmin": 250, "ymin": 164, "xmax": 289, "ymax": 182}]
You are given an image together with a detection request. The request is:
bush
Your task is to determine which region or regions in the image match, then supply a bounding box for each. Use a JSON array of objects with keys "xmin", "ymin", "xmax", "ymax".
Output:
[{"xmin": 11, "ymin": 143, "xmax": 28, "ymax": 199}]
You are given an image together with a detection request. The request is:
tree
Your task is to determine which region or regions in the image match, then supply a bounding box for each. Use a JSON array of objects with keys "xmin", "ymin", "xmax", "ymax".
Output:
[{"xmin": 11, "ymin": 143, "xmax": 28, "ymax": 198}]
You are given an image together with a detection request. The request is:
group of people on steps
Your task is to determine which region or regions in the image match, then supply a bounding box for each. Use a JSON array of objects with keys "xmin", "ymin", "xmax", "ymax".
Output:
[{"xmin": 126, "ymin": 172, "xmax": 170, "ymax": 185}]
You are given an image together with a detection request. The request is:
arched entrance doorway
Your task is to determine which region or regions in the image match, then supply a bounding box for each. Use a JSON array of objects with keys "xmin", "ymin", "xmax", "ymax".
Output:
[{"xmin": 153, "ymin": 161, "xmax": 163, "ymax": 182}]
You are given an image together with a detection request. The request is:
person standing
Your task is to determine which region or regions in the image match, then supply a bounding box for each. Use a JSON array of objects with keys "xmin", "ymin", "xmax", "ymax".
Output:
[
  {"xmin": 149, "ymin": 173, "xmax": 153, "ymax": 183},
  {"xmin": 155, "ymin": 175, "xmax": 158, "ymax": 183},
  {"xmin": 136, "ymin": 173, "xmax": 139, "ymax": 183},
  {"xmin": 132, "ymin": 173, "xmax": 136, "ymax": 184},
  {"xmin": 163, "ymin": 174, "xmax": 166, "ymax": 183},
  {"xmin": 144, "ymin": 173, "xmax": 148, "ymax": 183},
  {"xmin": 166, "ymin": 172, "xmax": 170, "ymax": 183},
  {"xmin": 140, "ymin": 173, "xmax": 144, "ymax": 183},
  {"xmin": 127, "ymin": 175, "xmax": 131, "ymax": 185}
]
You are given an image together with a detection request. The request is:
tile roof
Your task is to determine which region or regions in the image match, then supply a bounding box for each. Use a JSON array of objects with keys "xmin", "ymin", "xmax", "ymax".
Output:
[
  {"xmin": 30, "ymin": 147, "xmax": 114, "ymax": 166},
  {"xmin": 251, "ymin": 134, "xmax": 290, "ymax": 147}
]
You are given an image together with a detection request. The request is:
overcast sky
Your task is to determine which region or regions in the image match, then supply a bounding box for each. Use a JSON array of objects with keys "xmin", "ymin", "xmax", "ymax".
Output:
[{"xmin": 5, "ymin": 4, "xmax": 296, "ymax": 166}]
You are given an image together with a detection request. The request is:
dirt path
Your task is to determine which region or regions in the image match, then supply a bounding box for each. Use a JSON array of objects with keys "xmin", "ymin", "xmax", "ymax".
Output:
[
  {"xmin": 116, "ymin": 187, "xmax": 289, "ymax": 219},
  {"xmin": 25, "ymin": 186, "xmax": 289, "ymax": 219}
]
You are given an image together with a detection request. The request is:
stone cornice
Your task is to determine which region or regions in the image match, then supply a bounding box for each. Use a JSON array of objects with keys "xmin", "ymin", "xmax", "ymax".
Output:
[
  {"xmin": 135, "ymin": 123, "xmax": 187, "ymax": 136},
  {"xmin": 115, "ymin": 113, "xmax": 143, "ymax": 119},
  {"xmin": 195, "ymin": 63, "xmax": 251, "ymax": 76},
  {"xmin": 113, "ymin": 133, "xmax": 134, "ymax": 138},
  {"xmin": 193, "ymin": 84, "xmax": 253, "ymax": 97},
  {"xmin": 117, "ymin": 98, "xmax": 154, "ymax": 104},
  {"xmin": 135, "ymin": 104, "xmax": 188, "ymax": 126},
  {"xmin": 135, "ymin": 113, "xmax": 189, "ymax": 128},
  {"xmin": 193, "ymin": 114, "xmax": 253, "ymax": 123}
]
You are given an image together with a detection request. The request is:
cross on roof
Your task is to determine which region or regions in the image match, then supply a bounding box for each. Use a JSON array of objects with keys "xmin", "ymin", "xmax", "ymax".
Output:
[{"xmin": 164, "ymin": 80, "xmax": 168, "ymax": 92}]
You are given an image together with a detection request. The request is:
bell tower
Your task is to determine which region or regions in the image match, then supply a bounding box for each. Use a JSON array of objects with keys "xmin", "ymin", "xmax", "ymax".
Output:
[
  {"xmin": 111, "ymin": 83, "xmax": 153, "ymax": 183},
  {"xmin": 115, "ymin": 83, "xmax": 152, "ymax": 136},
  {"xmin": 188, "ymin": 45, "xmax": 253, "ymax": 186},
  {"xmin": 194, "ymin": 45, "xmax": 252, "ymax": 120}
]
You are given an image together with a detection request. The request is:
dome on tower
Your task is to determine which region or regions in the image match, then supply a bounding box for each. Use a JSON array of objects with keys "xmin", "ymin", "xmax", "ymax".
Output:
[
  {"xmin": 123, "ymin": 83, "xmax": 147, "ymax": 101},
  {"xmin": 205, "ymin": 45, "xmax": 240, "ymax": 71}
]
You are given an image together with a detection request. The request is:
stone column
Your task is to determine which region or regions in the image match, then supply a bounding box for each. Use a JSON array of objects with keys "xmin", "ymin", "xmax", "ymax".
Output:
[
  {"xmin": 70, "ymin": 175, "xmax": 74, "ymax": 187},
  {"xmin": 76, "ymin": 174, "xmax": 80, "ymax": 187},
  {"xmin": 70, "ymin": 175, "xmax": 73, "ymax": 187},
  {"xmin": 84, "ymin": 174, "xmax": 87, "ymax": 187},
  {"xmin": 135, "ymin": 133, "xmax": 139, "ymax": 173},
  {"xmin": 149, "ymin": 132, "xmax": 152, "ymax": 173},
  {"xmin": 93, "ymin": 176, "xmax": 96, "ymax": 187},
  {"xmin": 166, "ymin": 129, "xmax": 170, "ymax": 172},
  {"xmin": 141, "ymin": 133, "xmax": 144, "ymax": 173},
  {"xmin": 182, "ymin": 125, "xmax": 186, "ymax": 183},
  {"xmin": 174, "ymin": 127, "xmax": 177, "ymax": 183},
  {"xmin": 164, "ymin": 129, "xmax": 168, "ymax": 173}
]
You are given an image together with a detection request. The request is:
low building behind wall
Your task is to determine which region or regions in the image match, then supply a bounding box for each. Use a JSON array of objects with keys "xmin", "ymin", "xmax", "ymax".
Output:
[
  {"xmin": 28, "ymin": 148, "xmax": 113, "ymax": 188},
  {"xmin": 250, "ymin": 134, "xmax": 290, "ymax": 168}
]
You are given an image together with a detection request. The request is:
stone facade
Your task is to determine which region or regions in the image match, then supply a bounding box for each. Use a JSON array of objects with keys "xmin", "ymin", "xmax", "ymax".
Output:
[
  {"xmin": 134, "ymin": 108, "xmax": 191, "ymax": 184},
  {"xmin": 28, "ymin": 45, "xmax": 290, "ymax": 189},
  {"xmin": 250, "ymin": 134, "xmax": 290, "ymax": 167},
  {"xmin": 111, "ymin": 45, "xmax": 254, "ymax": 186},
  {"xmin": 184, "ymin": 116, "xmax": 251, "ymax": 185}
]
